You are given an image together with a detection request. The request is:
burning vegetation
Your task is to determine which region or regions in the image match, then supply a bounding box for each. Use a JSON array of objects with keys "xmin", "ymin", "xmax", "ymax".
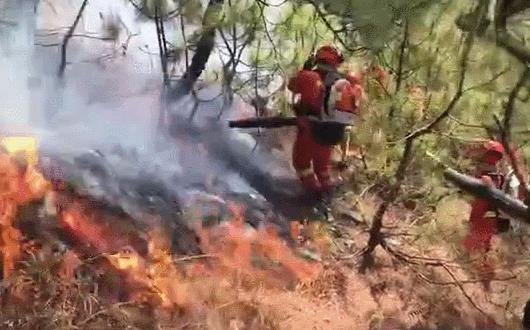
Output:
[
  {"xmin": 0, "ymin": 139, "xmax": 328, "ymax": 329},
  {"xmin": 2, "ymin": 0, "xmax": 530, "ymax": 328},
  {"xmin": 0, "ymin": 137, "xmax": 527, "ymax": 329}
]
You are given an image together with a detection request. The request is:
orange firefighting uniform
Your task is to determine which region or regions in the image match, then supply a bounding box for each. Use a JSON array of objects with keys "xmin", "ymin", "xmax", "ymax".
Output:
[
  {"xmin": 463, "ymin": 141, "xmax": 505, "ymax": 253},
  {"xmin": 288, "ymin": 68, "xmax": 332, "ymax": 194},
  {"xmin": 287, "ymin": 47, "xmax": 358, "ymax": 195},
  {"xmin": 461, "ymin": 141, "xmax": 507, "ymax": 287},
  {"xmin": 335, "ymin": 72, "xmax": 363, "ymax": 165}
]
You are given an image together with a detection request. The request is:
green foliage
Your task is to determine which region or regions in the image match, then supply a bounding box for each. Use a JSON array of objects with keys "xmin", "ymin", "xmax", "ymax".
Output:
[
  {"xmin": 303, "ymin": 0, "xmax": 438, "ymax": 50},
  {"xmin": 339, "ymin": 0, "xmax": 530, "ymax": 209},
  {"xmin": 127, "ymin": 0, "xmax": 529, "ymax": 193},
  {"xmin": 180, "ymin": 0, "xmax": 204, "ymax": 24},
  {"xmin": 140, "ymin": 0, "xmax": 176, "ymax": 17}
]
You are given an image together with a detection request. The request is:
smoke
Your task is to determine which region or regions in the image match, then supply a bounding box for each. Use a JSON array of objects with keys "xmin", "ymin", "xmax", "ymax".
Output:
[{"xmin": 0, "ymin": 0, "xmax": 307, "ymax": 236}]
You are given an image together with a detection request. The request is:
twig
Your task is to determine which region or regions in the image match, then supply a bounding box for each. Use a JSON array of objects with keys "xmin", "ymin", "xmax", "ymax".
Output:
[
  {"xmin": 463, "ymin": 67, "xmax": 510, "ymax": 92},
  {"xmin": 416, "ymin": 271, "xmax": 517, "ymax": 286},
  {"xmin": 448, "ymin": 114, "xmax": 487, "ymax": 129},
  {"xmin": 58, "ymin": 0, "xmax": 89, "ymax": 77},
  {"xmin": 433, "ymin": 131, "xmax": 489, "ymax": 143},
  {"xmin": 383, "ymin": 245, "xmax": 469, "ymax": 268},
  {"xmin": 498, "ymin": 67, "xmax": 530, "ymax": 197},
  {"xmin": 77, "ymin": 301, "xmax": 136, "ymax": 326},
  {"xmin": 441, "ymin": 264, "xmax": 490, "ymax": 318},
  {"xmin": 174, "ymin": 254, "xmax": 217, "ymax": 262}
]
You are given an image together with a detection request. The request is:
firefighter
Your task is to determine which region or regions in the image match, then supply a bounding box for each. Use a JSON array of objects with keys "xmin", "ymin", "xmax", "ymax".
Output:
[
  {"xmin": 335, "ymin": 71, "xmax": 364, "ymax": 170},
  {"xmin": 287, "ymin": 45, "xmax": 356, "ymax": 199},
  {"xmin": 463, "ymin": 140, "xmax": 506, "ymax": 253},
  {"xmin": 462, "ymin": 140, "xmax": 509, "ymax": 289}
]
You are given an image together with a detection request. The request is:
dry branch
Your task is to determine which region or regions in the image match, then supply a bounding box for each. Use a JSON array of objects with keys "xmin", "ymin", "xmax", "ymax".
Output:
[
  {"xmin": 498, "ymin": 67, "xmax": 530, "ymax": 198},
  {"xmin": 359, "ymin": 7, "xmax": 478, "ymax": 272},
  {"xmin": 58, "ymin": 0, "xmax": 89, "ymax": 77},
  {"xmin": 441, "ymin": 264, "xmax": 490, "ymax": 318}
]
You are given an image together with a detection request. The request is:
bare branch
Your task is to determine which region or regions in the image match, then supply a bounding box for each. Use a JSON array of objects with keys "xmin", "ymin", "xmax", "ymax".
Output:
[
  {"xmin": 441, "ymin": 264, "xmax": 491, "ymax": 318},
  {"xmin": 58, "ymin": 0, "xmax": 89, "ymax": 77},
  {"xmin": 463, "ymin": 67, "xmax": 510, "ymax": 92},
  {"xmin": 360, "ymin": 3, "xmax": 482, "ymax": 272},
  {"xmin": 305, "ymin": 0, "xmax": 366, "ymax": 53},
  {"xmin": 416, "ymin": 271, "xmax": 517, "ymax": 286},
  {"xmin": 498, "ymin": 67, "xmax": 530, "ymax": 199}
]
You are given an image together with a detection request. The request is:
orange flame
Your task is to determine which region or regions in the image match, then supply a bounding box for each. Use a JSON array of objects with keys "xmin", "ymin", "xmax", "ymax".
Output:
[
  {"xmin": 0, "ymin": 144, "xmax": 50, "ymax": 278},
  {"xmin": 61, "ymin": 206, "xmax": 113, "ymax": 253},
  {"xmin": 194, "ymin": 202, "xmax": 322, "ymax": 288},
  {"xmin": 0, "ymin": 142, "xmax": 326, "ymax": 320}
]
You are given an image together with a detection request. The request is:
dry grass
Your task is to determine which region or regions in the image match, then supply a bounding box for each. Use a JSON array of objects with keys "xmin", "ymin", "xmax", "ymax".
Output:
[{"xmin": 0, "ymin": 244, "xmax": 283, "ymax": 330}]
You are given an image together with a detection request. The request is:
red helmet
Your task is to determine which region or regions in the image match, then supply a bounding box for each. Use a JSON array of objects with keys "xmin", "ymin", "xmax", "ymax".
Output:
[
  {"xmin": 481, "ymin": 140, "xmax": 504, "ymax": 165},
  {"xmin": 315, "ymin": 45, "xmax": 344, "ymax": 67},
  {"xmin": 483, "ymin": 140, "xmax": 504, "ymax": 154}
]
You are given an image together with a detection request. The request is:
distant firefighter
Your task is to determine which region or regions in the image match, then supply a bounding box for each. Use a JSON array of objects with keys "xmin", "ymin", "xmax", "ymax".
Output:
[{"xmin": 463, "ymin": 140, "xmax": 507, "ymax": 253}]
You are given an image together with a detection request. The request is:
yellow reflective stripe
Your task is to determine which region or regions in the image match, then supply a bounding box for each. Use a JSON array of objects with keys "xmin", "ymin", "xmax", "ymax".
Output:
[{"xmin": 296, "ymin": 168, "xmax": 314, "ymax": 177}]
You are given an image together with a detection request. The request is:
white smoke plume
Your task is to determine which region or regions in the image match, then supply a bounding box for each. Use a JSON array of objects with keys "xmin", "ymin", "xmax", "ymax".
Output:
[{"xmin": 0, "ymin": 0, "xmax": 308, "ymax": 239}]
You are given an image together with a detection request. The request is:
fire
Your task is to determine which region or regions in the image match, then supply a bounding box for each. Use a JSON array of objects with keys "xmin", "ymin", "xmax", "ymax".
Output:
[
  {"xmin": 0, "ymin": 137, "xmax": 49, "ymax": 278},
  {"xmin": 0, "ymin": 140, "xmax": 326, "ymax": 327},
  {"xmin": 0, "ymin": 136, "xmax": 38, "ymax": 167},
  {"xmin": 194, "ymin": 203, "xmax": 322, "ymax": 288},
  {"xmin": 60, "ymin": 205, "xmax": 113, "ymax": 253}
]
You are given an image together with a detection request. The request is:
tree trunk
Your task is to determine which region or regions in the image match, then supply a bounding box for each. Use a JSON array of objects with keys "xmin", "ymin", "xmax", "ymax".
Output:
[
  {"xmin": 171, "ymin": 0, "xmax": 224, "ymax": 100},
  {"xmin": 456, "ymin": 0, "xmax": 530, "ymax": 63}
]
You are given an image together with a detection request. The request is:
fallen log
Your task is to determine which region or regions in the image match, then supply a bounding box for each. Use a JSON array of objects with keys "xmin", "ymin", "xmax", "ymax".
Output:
[
  {"xmin": 443, "ymin": 167, "xmax": 530, "ymax": 225},
  {"xmin": 228, "ymin": 116, "xmax": 297, "ymax": 129}
]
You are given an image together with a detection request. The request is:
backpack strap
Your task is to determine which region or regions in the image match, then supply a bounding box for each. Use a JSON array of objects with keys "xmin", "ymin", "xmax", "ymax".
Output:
[{"xmin": 313, "ymin": 64, "xmax": 346, "ymax": 117}]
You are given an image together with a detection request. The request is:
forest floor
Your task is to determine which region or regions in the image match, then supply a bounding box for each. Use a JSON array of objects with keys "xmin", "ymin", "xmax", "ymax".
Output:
[
  {"xmin": 242, "ymin": 129, "xmax": 530, "ymax": 330},
  {"xmin": 0, "ymin": 130, "xmax": 528, "ymax": 330}
]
